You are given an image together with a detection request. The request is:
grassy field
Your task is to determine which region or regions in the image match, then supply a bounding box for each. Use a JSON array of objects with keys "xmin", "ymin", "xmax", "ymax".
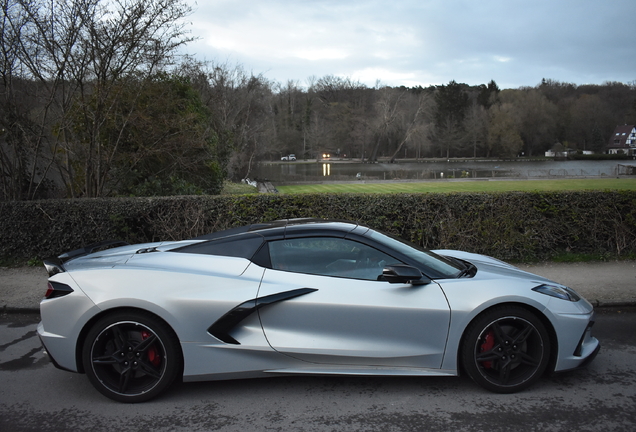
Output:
[
  {"xmin": 275, "ymin": 178, "xmax": 636, "ymax": 194},
  {"xmin": 221, "ymin": 181, "xmax": 258, "ymax": 195}
]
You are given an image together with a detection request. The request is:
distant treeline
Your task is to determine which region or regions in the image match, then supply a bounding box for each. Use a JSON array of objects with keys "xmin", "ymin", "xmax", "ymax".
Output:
[{"xmin": 2, "ymin": 0, "xmax": 635, "ymax": 200}]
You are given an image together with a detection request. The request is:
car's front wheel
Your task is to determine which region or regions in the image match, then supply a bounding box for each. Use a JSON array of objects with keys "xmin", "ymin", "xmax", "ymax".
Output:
[
  {"xmin": 82, "ymin": 311, "xmax": 181, "ymax": 402},
  {"xmin": 461, "ymin": 306, "xmax": 550, "ymax": 393}
]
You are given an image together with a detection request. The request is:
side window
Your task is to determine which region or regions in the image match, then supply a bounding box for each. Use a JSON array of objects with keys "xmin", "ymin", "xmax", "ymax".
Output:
[
  {"xmin": 268, "ymin": 237, "xmax": 401, "ymax": 281},
  {"xmin": 172, "ymin": 233, "xmax": 264, "ymax": 259}
]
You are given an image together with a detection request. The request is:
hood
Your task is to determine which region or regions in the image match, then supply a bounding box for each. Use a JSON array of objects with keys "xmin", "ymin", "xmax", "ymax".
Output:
[{"xmin": 432, "ymin": 249, "xmax": 557, "ymax": 285}]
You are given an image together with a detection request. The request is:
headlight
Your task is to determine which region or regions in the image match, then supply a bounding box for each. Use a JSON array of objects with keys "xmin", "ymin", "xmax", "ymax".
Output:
[{"xmin": 532, "ymin": 284, "xmax": 581, "ymax": 302}]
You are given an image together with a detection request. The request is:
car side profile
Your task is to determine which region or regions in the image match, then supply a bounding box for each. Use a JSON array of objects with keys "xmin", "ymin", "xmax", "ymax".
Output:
[{"xmin": 38, "ymin": 219, "xmax": 599, "ymax": 402}]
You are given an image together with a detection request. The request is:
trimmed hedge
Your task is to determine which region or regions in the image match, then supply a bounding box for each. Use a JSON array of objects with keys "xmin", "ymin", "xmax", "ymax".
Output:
[{"xmin": 2, "ymin": 191, "xmax": 635, "ymax": 262}]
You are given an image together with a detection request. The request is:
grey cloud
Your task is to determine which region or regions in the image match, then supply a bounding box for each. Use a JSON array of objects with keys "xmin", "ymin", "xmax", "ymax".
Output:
[{"xmin": 184, "ymin": 0, "xmax": 636, "ymax": 88}]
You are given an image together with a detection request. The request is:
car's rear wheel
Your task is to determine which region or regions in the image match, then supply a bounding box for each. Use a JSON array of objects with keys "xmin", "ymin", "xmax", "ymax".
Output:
[
  {"xmin": 82, "ymin": 311, "xmax": 181, "ymax": 402},
  {"xmin": 461, "ymin": 306, "xmax": 550, "ymax": 393}
]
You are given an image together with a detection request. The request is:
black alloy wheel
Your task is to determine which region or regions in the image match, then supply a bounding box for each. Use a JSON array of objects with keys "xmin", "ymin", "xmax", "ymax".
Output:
[
  {"xmin": 82, "ymin": 311, "xmax": 181, "ymax": 403},
  {"xmin": 461, "ymin": 305, "xmax": 551, "ymax": 393}
]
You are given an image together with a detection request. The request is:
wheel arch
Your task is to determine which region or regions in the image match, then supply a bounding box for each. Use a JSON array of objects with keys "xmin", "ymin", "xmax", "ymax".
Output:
[
  {"xmin": 75, "ymin": 307, "xmax": 184, "ymax": 376},
  {"xmin": 456, "ymin": 301, "xmax": 559, "ymax": 377}
]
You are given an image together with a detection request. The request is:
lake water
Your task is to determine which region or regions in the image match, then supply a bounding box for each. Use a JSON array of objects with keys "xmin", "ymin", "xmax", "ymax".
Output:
[{"xmin": 254, "ymin": 159, "xmax": 634, "ymax": 183}]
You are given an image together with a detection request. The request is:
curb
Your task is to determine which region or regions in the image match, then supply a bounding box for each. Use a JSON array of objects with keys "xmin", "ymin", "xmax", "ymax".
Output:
[
  {"xmin": 2, "ymin": 306, "xmax": 40, "ymax": 315},
  {"xmin": 591, "ymin": 299, "xmax": 636, "ymax": 308}
]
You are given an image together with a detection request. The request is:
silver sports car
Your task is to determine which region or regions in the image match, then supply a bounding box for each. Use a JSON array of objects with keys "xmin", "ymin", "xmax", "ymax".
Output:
[{"xmin": 38, "ymin": 219, "xmax": 600, "ymax": 402}]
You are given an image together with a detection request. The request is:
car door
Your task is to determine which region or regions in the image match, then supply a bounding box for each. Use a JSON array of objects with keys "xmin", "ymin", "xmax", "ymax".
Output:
[{"xmin": 256, "ymin": 237, "xmax": 451, "ymax": 369}]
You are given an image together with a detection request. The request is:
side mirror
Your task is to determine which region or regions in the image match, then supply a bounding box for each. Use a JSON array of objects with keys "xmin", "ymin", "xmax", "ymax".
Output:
[{"xmin": 382, "ymin": 264, "xmax": 430, "ymax": 286}]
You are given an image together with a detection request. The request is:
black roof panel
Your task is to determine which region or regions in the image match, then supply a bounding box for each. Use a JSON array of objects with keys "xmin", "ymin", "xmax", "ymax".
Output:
[{"xmin": 194, "ymin": 219, "xmax": 359, "ymax": 240}]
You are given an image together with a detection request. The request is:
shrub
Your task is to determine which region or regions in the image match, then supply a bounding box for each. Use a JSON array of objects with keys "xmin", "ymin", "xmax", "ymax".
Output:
[{"xmin": 1, "ymin": 191, "xmax": 635, "ymax": 262}]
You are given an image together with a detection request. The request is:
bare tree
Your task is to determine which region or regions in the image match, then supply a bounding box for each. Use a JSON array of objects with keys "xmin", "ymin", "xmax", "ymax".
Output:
[
  {"xmin": 502, "ymin": 88, "xmax": 557, "ymax": 156},
  {"xmin": 486, "ymin": 103, "xmax": 523, "ymax": 157},
  {"xmin": 389, "ymin": 92, "xmax": 433, "ymax": 162},
  {"xmin": 1, "ymin": 0, "xmax": 96, "ymax": 199},
  {"xmin": 567, "ymin": 94, "xmax": 613, "ymax": 152},
  {"xmin": 1, "ymin": 0, "xmax": 194, "ymax": 198},
  {"xmin": 196, "ymin": 62, "xmax": 273, "ymax": 181},
  {"xmin": 368, "ymin": 86, "xmax": 403, "ymax": 162},
  {"xmin": 463, "ymin": 101, "xmax": 489, "ymax": 158},
  {"xmin": 309, "ymin": 75, "xmax": 370, "ymax": 160}
]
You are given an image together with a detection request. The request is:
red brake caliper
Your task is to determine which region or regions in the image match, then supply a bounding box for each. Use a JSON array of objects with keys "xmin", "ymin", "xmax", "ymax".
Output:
[
  {"xmin": 480, "ymin": 330, "xmax": 495, "ymax": 369},
  {"xmin": 141, "ymin": 331, "xmax": 161, "ymax": 367}
]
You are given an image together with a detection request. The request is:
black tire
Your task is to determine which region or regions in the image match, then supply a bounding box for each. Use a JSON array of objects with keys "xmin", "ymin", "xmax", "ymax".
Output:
[
  {"xmin": 461, "ymin": 305, "xmax": 550, "ymax": 393},
  {"xmin": 82, "ymin": 311, "xmax": 181, "ymax": 403}
]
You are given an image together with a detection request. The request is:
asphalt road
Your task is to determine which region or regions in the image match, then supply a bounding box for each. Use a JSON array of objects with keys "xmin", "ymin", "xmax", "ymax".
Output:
[{"xmin": 1, "ymin": 309, "xmax": 636, "ymax": 432}]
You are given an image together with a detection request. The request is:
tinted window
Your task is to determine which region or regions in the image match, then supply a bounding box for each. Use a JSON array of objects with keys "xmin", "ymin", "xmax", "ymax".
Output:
[
  {"xmin": 269, "ymin": 237, "xmax": 401, "ymax": 281},
  {"xmin": 365, "ymin": 230, "xmax": 462, "ymax": 278},
  {"xmin": 173, "ymin": 233, "xmax": 264, "ymax": 259}
]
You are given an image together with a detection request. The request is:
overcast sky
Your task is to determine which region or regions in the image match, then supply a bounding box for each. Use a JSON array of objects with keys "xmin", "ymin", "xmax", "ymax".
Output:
[{"xmin": 183, "ymin": 0, "xmax": 636, "ymax": 89}]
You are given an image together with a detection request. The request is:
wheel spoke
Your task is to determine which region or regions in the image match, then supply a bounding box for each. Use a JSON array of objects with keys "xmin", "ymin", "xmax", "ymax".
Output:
[
  {"xmin": 92, "ymin": 354, "xmax": 119, "ymax": 365},
  {"xmin": 498, "ymin": 359, "xmax": 512, "ymax": 384},
  {"xmin": 476, "ymin": 350, "xmax": 501, "ymax": 363},
  {"xmin": 512, "ymin": 323, "xmax": 534, "ymax": 345},
  {"xmin": 519, "ymin": 351, "xmax": 539, "ymax": 367},
  {"xmin": 110, "ymin": 325, "xmax": 128, "ymax": 350},
  {"xmin": 118, "ymin": 365, "xmax": 133, "ymax": 393},
  {"xmin": 137, "ymin": 359, "xmax": 163, "ymax": 379},
  {"xmin": 490, "ymin": 322, "xmax": 508, "ymax": 345},
  {"xmin": 135, "ymin": 334, "xmax": 157, "ymax": 353}
]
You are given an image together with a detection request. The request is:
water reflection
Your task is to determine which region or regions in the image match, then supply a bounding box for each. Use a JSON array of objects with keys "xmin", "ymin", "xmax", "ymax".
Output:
[
  {"xmin": 281, "ymin": 163, "xmax": 297, "ymax": 176},
  {"xmin": 255, "ymin": 159, "xmax": 632, "ymax": 183}
]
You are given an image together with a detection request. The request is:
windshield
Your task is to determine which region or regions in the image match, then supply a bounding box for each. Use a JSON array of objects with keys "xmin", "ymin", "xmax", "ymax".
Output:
[{"xmin": 366, "ymin": 230, "xmax": 463, "ymax": 278}]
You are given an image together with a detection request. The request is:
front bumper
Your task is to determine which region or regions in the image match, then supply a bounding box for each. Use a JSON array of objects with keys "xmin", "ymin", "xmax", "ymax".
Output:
[{"xmin": 552, "ymin": 308, "xmax": 600, "ymax": 372}]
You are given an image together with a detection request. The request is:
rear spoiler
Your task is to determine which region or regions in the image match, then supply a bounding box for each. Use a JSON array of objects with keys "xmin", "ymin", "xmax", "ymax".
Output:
[{"xmin": 43, "ymin": 240, "xmax": 129, "ymax": 277}]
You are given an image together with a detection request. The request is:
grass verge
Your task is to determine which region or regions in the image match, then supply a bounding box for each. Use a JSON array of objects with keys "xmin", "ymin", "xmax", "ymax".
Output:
[
  {"xmin": 221, "ymin": 181, "xmax": 258, "ymax": 195},
  {"xmin": 276, "ymin": 178, "xmax": 636, "ymax": 194}
]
